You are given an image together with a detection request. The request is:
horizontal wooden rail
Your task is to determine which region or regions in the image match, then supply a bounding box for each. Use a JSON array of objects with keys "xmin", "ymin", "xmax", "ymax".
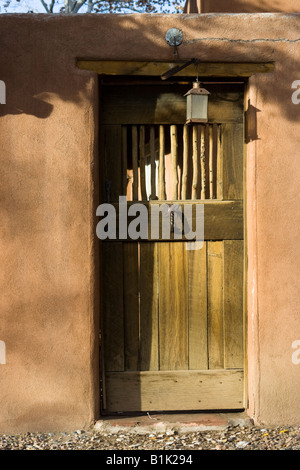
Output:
[
  {"xmin": 99, "ymin": 200, "xmax": 243, "ymax": 241},
  {"xmin": 105, "ymin": 369, "xmax": 244, "ymax": 412}
]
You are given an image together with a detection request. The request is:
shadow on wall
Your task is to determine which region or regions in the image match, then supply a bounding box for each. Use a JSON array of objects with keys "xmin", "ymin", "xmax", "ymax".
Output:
[
  {"xmin": 245, "ymin": 99, "xmax": 261, "ymax": 143},
  {"xmin": 184, "ymin": 0, "xmax": 300, "ymax": 13},
  {"xmin": 0, "ymin": 14, "xmax": 299, "ymax": 123}
]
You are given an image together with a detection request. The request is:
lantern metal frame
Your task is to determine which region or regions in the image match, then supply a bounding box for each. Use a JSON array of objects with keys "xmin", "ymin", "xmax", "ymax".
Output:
[{"xmin": 185, "ymin": 81, "xmax": 210, "ymax": 125}]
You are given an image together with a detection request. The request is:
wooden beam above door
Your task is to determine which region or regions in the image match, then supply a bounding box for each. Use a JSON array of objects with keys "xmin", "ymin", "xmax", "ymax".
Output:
[{"xmin": 77, "ymin": 60, "xmax": 274, "ymax": 78}]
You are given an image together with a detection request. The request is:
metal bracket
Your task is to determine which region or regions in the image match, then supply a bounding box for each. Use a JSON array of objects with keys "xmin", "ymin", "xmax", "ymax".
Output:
[{"xmin": 161, "ymin": 58, "xmax": 198, "ymax": 81}]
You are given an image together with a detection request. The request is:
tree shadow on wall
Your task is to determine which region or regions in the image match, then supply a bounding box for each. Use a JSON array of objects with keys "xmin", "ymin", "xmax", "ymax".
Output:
[
  {"xmin": 184, "ymin": 0, "xmax": 300, "ymax": 13},
  {"xmin": 0, "ymin": 13, "xmax": 299, "ymax": 123}
]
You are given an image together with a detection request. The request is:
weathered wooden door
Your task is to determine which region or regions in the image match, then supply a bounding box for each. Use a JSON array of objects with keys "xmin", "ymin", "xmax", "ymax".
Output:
[{"xmin": 99, "ymin": 80, "xmax": 244, "ymax": 413}]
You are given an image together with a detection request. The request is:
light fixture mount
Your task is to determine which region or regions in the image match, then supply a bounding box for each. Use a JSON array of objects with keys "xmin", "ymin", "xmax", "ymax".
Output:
[{"xmin": 165, "ymin": 28, "xmax": 183, "ymax": 47}]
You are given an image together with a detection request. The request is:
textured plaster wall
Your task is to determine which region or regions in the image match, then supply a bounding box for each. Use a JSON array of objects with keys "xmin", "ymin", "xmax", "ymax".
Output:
[
  {"xmin": 0, "ymin": 13, "xmax": 300, "ymax": 431},
  {"xmin": 185, "ymin": 0, "xmax": 300, "ymax": 13}
]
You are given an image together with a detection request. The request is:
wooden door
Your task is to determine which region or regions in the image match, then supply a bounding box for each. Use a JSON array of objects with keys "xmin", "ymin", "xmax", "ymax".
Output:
[{"xmin": 99, "ymin": 81, "xmax": 244, "ymax": 413}]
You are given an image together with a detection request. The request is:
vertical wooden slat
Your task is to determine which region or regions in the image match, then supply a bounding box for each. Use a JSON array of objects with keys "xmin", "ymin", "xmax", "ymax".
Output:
[
  {"xmin": 158, "ymin": 243, "xmax": 188, "ymax": 370},
  {"xmin": 200, "ymin": 125, "xmax": 206, "ymax": 199},
  {"xmin": 223, "ymin": 240, "xmax": 244, "ymax": 368},
  {"xmin": 102, "ymin": 242, "xmax": 124, "ymax": 372},
  {"xmin": 212, "ymin": 123, "xmax": 218, "ymax": 200},
  {"xmin": 192, "ymin": 125, "xmax": 198, "ymax": 200},
  {"xmin": 104, "ymin": 125, "xmax": 122, "ymax": 202},
  {"xmin": 121, "ymin": 126, "xmax": 128, "ymax": 197},
  {"xmin": 123, "ymin": 243, "xmax": 140, "ymax": 371},
  {"xmin": 209, "ymin": 125, "xmax": 214, "ymax": 199},
  {"xmin": 150, "ymin": 126, "xmax": 156, "ymax": 200},
  {"xmin": 139, "ymin": 125, "xmax": 147, "ymax": 201},
  {"xmin": 132, "ymin": 125, "xmax": 138, "ymax": 201},
  {"xmin": 207, "ymin": 241, "xmax": 224, "ymax": 369},
  {"xmin": 222, "ymin": 122, "xmax": 244, "ymax": 200},
  {"xmin": 158, "ymin": 125, "xmax": 166, "ymax": 200},
  {"xmin": 182, "ymin": 124, "xmax": 189, "ymax": 200},
  {"xmin": 216, "ymin": 124, "xmax": 223, "ymax": 200},
  {"xmin": 127, "ymin": 169, "xmax": 133, "ymax": 202},
  {"xmin": 188, "ymin": 242, "xmax": 208, "ymax": 370},
  {"xmin": 170, "ymin": 125, "xmax": 178, "ymax": 200},
  {"xmin": 140, "ymin": 243, "xmax": 159, "ymax": 371}
]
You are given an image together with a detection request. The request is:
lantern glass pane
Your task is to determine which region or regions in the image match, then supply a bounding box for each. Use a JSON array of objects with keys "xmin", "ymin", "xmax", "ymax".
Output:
[
  {"xmin": 186, "ymin": 95, "xmax": 192, "ymax": 120},
  {"xmin": 191, "ymin": 95, "xmax": 208, "ymax": 121}
]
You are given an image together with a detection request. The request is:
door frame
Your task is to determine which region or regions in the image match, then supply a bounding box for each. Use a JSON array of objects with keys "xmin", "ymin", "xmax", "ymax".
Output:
[{"xmin": 77, "ymin": 59, "xmax": 274, "ymax": 416}]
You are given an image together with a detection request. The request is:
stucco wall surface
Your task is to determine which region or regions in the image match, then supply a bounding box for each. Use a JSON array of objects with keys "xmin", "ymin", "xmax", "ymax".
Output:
[
  {"xmin": 184, "ymin": 0, "xmax": 300, "ymax": 13},
  {"xmin": 0, "ymin": 13, "xmax": 300, "ymax": 431}
]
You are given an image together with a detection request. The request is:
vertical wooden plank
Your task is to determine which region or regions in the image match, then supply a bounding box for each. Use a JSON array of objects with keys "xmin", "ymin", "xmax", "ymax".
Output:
[
  {"xmin": 209, "ymin": 125, "xmax": 214, "ymax": 199},
  {"xmin": 139, "ymin": 125, "xmax": 147, "ymax": 201},
  {"xmin": 104, "ymin": 125, "xmax": 122, "ymax": 202},
  {"xmin": 150, "ymin": 126, "xmax": 157, "ymax": 200},
  {"xmin": 158, "ymin": 125, "xmax": 166, "ymax": 200},
  {"xmin": 102, "ymin": 242, "xmax": 124, "ymax": 372},
  {"xmin": 170, "ymin": 125, "xmax": 178, "ymax": 200},
  {"xmin": 192, "ymin": 125, "xmax": 198, "ymax": 200},
  {"xmin": 127, "ymin": 168, "xmax": 133, "ymax": 202},
  {"xmin": 132, "ymin": 125, "xmax": 138, "ymax": 201},
  {"xmin": 204, "ymin": 124, "xmax": 210, "ymax": 200},
  {"xmin": 223, "ymin": 240, "xmax": 244, "ymax": 368},
  {"xmin": 212, "ymin": 123, "xmax": 218, "ymax": 200},
  {"xmin": 158, "ymin": 243, "xmax": 188, "ymax": 370},
  {"xmin": 121, "ymin": 126, "xmax": 128, "ymax": 197},
  {"xmin": 123, "ymin": 243, "xmax": 140, "ymax": 371},
  {"xmin": 140, "ymin": 243, "xmax": 159, "ymax": 371},
  {"xmin": 222, "ymin": 122, "xmax": 243, "ymax": 200},
  {"xmin": 188, "ymin": 242, "xmax": 208, "ymax": 370},
  {"xmin": 207, "ymin": 241, "xmax": 224, "ymax": 369},
  {"xmin": 200, "ymin": 125, "xmax": 206, "ymax": 199},
  {"xmin": 182, "ymin": 124, "xmax": 189, "ymax": 200},
  {"xmin": 216, "ymin": 124, "xmax": 223, "ymax": 200}
]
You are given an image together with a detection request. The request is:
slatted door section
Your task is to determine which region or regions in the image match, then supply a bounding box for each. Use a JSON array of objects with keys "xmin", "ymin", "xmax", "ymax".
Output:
[{"xmin": 100, "ymin": 83, "xmax": 244, "ymax": 412}]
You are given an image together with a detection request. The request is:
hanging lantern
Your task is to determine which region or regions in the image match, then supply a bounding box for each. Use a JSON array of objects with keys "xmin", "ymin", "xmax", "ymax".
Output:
[{"xmin": 185, "ymin": 81, "xmax": 210, "ymax": 124}]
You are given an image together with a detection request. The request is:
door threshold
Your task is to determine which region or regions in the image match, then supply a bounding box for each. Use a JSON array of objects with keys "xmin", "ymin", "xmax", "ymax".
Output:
[{"xmin": 95, "ymin": 411, "xmax": 252, "ymax": 434}]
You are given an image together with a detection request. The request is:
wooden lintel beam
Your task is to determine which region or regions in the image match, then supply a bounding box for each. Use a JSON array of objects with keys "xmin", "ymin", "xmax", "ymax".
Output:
[{"xmin": 77, "ymin": 60, "xmax": 274, "ymax": 78}]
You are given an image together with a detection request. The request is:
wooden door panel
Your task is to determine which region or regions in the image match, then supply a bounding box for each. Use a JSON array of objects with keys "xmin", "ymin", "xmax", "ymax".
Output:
[
  {"xmin": 123, "ymin": 243, "xmax": 139, "ymax": 371},
  {"xmin": 223, "ymin": 239, "xmax": 244, "ymax": 369},
  {"xmin": 105, "ymin": 369, "xmax": 244, "ymax": 412},
  {"xmin": 188, "ymin": 242, "xmax": 208, "ymax": 370},
  {"xmin": 222, "ymin": 122, "xmax": 244, "ymax": 200},
  {"xmin": 101, "ymin": 84, "xmax": 244, "ymax": 125},
  {"xmin": 102, "ymin": 240, "xmax": 244, "ymax": 410},
  {"xmin": 207, "ymin": 241, "xmax": 224, "ymax": 370},
  {"xmin": 158, "ymin": 243, "xmax": 189, "ymax": 371},
  {"xmin": 139, "ymin": 243, "xmax": 159, "ymax": 371},
  {"xmin": 102, "ymin": 242, "xmax": 124, "ymax": 372},
  {"xmin": 100, "ymin": 83, "xmax": 245, "ymax": 413},
  {"xmin": 102, "ymin": 125, "xmax": 122, "ymax": 203}
]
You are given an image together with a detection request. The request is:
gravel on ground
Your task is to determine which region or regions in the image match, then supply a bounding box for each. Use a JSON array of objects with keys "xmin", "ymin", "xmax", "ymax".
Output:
[{"xmin": 1, "ymin": 424, "xmax": 300, "ymax": 450}]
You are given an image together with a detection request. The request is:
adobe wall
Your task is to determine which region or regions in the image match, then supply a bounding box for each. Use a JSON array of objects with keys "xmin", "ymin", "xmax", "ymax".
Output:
[
  {"xmin": 184, "ymin": 0, "xmax": 300, "ymax": 13},
  {"xmin": 0, "ymin": 13, "xmax": 300, "ymax": 431}
]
